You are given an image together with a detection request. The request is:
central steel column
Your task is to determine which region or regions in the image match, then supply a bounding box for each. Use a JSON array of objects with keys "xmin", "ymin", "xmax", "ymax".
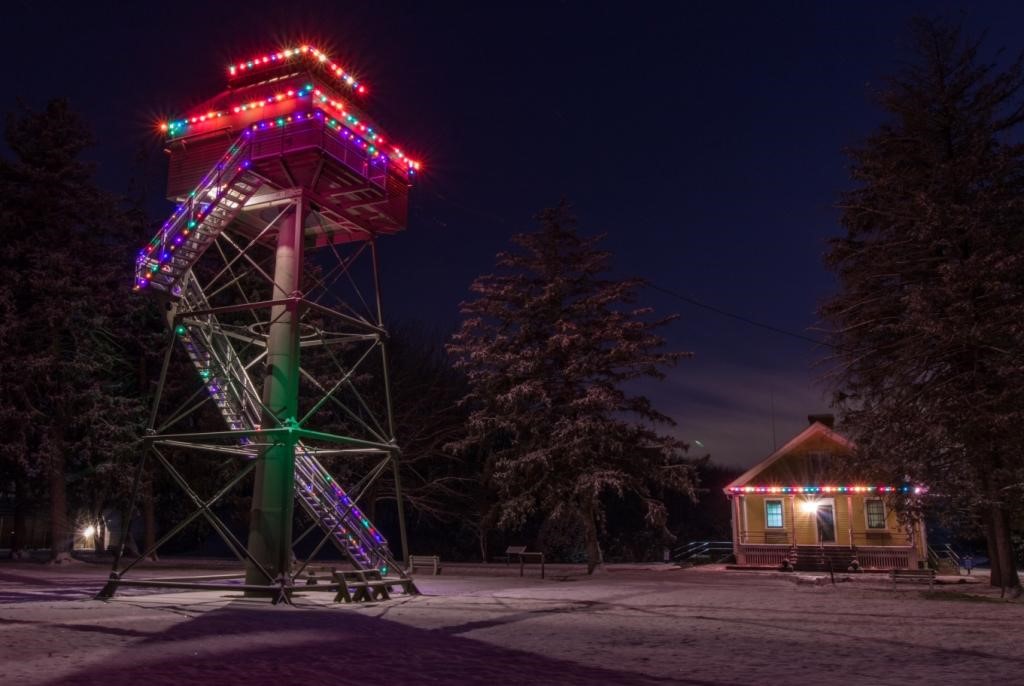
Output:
[{"xmin": 245, "ymin": 195, "xmax": 304, "ymax": 592}]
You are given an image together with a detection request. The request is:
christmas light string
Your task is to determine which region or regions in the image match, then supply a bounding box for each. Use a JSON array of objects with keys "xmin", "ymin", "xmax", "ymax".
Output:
[
  {"xmin": 175, "ymin": 320, "xmax": 389, "ymax": 561},
  {"xmin": 161, "ymin": 83, "xmax": 317, "ymax": 134},
  {"xmin": 138, "ymin": 108, "xmax": 414, "ymax": 291},
  {"xmin": 161, "ymin": 86, "xmax": 421, "ymax": 171},
  {"xmin": 727, "ymin": 485, "xmax": 924, "ymax": 495},
  {"xmin": 228, "ymin": 45, "xmax": 367, "ymax": 95}
]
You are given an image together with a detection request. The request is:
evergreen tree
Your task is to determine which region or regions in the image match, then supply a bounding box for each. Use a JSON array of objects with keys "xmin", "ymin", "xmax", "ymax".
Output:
[
  {"xmin": 821, "ymin": 20, "xmax": 1024, "ymax": 594},
  {"xmin": 0, "ymin": 100, "xmax": 148, "ymax": 561},
  {"xmin": 449, "ymin": 204, "xmax": 697, "ymax": 573}
]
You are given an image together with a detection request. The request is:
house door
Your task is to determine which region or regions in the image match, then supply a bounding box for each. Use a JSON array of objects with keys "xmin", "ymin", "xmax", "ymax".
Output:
[{"xmin": 816, "ymin": 503, "xmax": 836, "ymax": 544}]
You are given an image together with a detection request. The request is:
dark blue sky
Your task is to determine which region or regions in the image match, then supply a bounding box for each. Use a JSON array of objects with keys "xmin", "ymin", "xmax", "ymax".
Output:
[{"xmin": 3, "ymin": 1, "xmax": 1019, "ymax": 467}]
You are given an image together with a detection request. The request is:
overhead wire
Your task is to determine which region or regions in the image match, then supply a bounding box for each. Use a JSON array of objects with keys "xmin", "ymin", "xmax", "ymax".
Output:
[
  {"xmin": 644, "ymin": 282, "xmax": 831, "ymax": 348},
  {"xmin": 418, "ymin": 182, "xmax": 832, "ymax": 348}
]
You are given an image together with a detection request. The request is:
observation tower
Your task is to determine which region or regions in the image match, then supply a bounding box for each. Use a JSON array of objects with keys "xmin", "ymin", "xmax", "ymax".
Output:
[{"xmin": 101, "ymin": 45, "xmax": 421, "ymax": 601}]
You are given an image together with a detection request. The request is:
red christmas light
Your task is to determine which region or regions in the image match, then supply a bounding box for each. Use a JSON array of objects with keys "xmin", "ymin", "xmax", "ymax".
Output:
[
  {"xmin": 227, "ymin": 45, "xmax": 365, "ymax": 95},
  {"xmin": 726, "ymin": 485, "xmax": 923, "ymax": 495}
]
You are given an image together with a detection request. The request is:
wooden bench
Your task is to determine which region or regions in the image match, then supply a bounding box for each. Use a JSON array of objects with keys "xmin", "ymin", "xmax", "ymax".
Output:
[
  {"xmin": 890, "ymin": 568, "xmax": 935, "ymax": 590},
  {"xmin": 407, "ymin": 554, "xmax": 442, "ymax": 576},
  {"xmin": 496, "ymin": 546, "xmax": 545, "ymax": 579},
  {"xmin": 496, "ymin": 545, "xmax": 528, "ymax": 564},
  {"xmin": 332, "ymin": 569, "xmax": 391, "ymax": 603}
]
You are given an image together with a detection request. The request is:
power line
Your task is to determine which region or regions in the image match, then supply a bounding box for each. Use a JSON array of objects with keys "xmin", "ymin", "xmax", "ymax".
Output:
[
  {"xmin": 646, "ymin": 282, "xmax": 830, "ymax": 347},
  {"xmin": 418, "ymin": 186, "xmax": 832, "ymax": 348}
]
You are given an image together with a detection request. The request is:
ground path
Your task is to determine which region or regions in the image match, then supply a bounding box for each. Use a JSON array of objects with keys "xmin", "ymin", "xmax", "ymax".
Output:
[{"xmin": 0, "ymin": 561, "xmax": 1020, "ymax": 684}]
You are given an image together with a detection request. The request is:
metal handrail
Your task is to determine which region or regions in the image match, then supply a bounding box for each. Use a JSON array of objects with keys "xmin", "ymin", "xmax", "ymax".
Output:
[
  {"xmin": 180, "ymin": 275, "xmax": 263, "ymax": 430},
  {"xmin": 927, "ymin": 543, "xmax": 962, "ymax": 570},
  {"xmin": 136, "ymin": 131, "xmax": 254, "ymax": 292},
  {"xmin": 248, "ymin": 109, "xmax": 387, "ymax": 188},
  {"xmin": 673, "ymin": 540, "xmax": 733, "ymax": 564},
  {"xmin": 293, "ymin": 458, "xmax": 373, "ymax": 569},
  {"xmin": 293, "ymin": 450, "xmax": 402, "ymax": 575}
]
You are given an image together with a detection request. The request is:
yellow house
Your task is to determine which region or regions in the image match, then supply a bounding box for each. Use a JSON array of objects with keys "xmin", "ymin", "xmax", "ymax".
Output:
[{"xmin": 724, "ymin": 415, "xmax": 927, "ymax": 571}]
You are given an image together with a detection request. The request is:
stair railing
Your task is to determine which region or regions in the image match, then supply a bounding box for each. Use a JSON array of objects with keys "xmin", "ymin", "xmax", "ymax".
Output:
[{"xmin": 136, "ymin": 131, "xmax": 254, "ymax": 292}]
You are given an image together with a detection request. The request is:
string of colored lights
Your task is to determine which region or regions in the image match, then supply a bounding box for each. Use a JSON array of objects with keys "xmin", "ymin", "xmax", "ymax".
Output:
[
  {"xmin": 162, "ymin": 83, "xmax": 317, "ymax": 135},
  {"xmin": 309, "ymin": 89, "xmax": 421, "ymax": 170},
  {"xmin": 329, "ymin": 481, "xmax": 387, "ymax": 545},
  {"xmin": 305, "ymin": 461, "xmax": 387, "ymax": 567},
  {"xmin": 138, "ymin": 108, "xmax": 413, "ymax": 291},
  {"xmin": 175, "ymin": 314, "xmax": 389, "ymax": 567},
  {"xmin": 228, "ymin": 45, "xmax": 366, "ymax": 95},
  {"xmin": 727, "ymin": 485, "xmax": 923, "ymax": 495},
  {"xmin": 135, "ymin": 134, "xmax": 251, "ymax": 290},
  {"xmin": 160, "ymin": 85, "xmax": 421, "ymax": 171}
]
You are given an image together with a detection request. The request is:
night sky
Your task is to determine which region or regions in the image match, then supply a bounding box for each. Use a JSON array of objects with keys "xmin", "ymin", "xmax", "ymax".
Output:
[{"xmin": 3, "ymin": 1, "xmax": 1019, "ymax": 468}]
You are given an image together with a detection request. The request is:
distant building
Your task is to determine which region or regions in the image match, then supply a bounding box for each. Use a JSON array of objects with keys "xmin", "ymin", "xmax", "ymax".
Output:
[{"xmin": 724, "ymin": 415, "xmax": 926, "ymax": 571}]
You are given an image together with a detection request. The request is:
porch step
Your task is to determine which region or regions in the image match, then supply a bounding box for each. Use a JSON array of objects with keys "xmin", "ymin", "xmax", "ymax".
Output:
[{"xmin": 794, "ymin": 545, "xmax": 857, "ymax": 572}]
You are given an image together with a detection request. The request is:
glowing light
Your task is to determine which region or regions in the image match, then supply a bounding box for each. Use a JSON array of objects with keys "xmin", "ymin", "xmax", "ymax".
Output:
[
  {"xmin": 727, "ymin": 484, "xmax": 920, "ymax": 495},
  {"xmin": 226, "ymin": 45, "xmax": 365, "ymax": 94},
  {"xmin": 160, "ymin": 49, "xmax": 424, "ymax": 163},
  {"xmin": 141, "ymin": 57, "xmax": 423, "ymax": 291},
  {"xmin": 82, "ymin": 525, "xmax": 96, "ymax": 538},
  {"xmin": 160, "ymin": 84, "xmax": 316, "ymax": 135},
  {"xmin": 798, "ymin": 500, "xmax": 821, "ymax": 514}
]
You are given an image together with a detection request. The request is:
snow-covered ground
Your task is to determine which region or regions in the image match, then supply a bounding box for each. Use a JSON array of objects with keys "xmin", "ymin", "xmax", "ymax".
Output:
[{"xmin": 0, "ymin": 562, "xmax": 1021, "ymax": 685}]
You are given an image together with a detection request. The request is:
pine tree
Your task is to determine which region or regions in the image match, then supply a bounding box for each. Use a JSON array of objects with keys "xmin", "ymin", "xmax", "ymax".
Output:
[
  {"xmin": 448, "ymin": 204, "xmax": 697, "ymax": 573},
  {"xmin": 0, "ymin": 100, "xmax": 148, "ymax": 561},
  {"xmin": 821, "ymin": 20, "xmax": 1024, "ymax": 594}
]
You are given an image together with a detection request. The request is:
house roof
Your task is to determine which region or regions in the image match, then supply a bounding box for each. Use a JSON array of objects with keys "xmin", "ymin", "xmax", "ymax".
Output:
[{"xmin": 723, "ymin": 421, "xmax": 855, "ymax": 493}]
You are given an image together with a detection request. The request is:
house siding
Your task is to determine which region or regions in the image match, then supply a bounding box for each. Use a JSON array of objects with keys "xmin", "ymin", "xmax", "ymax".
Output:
[{"xmin": 728, "ymin": 421, "xmax": 925, "ymax": 569}]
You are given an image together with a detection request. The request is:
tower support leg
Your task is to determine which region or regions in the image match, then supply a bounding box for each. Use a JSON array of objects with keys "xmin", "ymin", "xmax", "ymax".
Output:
[
  {"xmin": 371, "ymin": 239, "xmax": 410, "ymax": 565},
  {"xmin": 245, "ymin": 197, "xmax": 304, "ymax": 593}
]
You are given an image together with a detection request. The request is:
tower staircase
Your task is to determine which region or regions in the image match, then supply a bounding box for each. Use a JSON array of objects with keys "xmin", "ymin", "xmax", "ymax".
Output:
[
  {"xmin": 146, "ymin": 134, "xmax": 411, "ymax": 587},
  {"xmin": 136, "ymin": 132, "xmax": 261, "ymax": 297}
]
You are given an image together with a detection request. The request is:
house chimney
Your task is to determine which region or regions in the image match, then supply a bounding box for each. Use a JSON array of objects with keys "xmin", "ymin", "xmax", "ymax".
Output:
[{"xmin": 807, "ymin": 413, "xmax": 835, "ymax": 429}]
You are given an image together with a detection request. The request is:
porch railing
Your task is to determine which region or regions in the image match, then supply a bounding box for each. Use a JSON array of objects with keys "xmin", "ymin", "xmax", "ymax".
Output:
[{"xmin": 740, "ymin": 544, "xmax": 791, "ymax": 567}]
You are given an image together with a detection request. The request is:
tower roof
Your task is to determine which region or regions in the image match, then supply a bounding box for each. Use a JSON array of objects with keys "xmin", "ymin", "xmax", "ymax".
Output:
[{"xmin": 159, "ymin": 44, "xmax": 421, "ymax": 174}]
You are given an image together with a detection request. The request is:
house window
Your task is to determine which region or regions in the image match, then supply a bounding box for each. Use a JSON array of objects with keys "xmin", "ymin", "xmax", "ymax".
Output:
[
  {"xmin": 765, "ymin": 500, "xmax": 784, "ymax": 528},
  {"xmin": 866, "ymin": 499, "xmax": 887, "ymax": 529}
]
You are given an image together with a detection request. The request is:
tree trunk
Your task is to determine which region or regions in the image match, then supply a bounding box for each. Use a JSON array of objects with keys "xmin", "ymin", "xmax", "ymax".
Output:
[
  {"xmin": 142, "ymin": 476, "xmax": 158, "ymax": 561},
  {"xmin": 988, "ymin": 504, "xmax": 1021, "ymax": 595},
  {"xmin": 477, "ymin": 525, "xmax": 488, "ymax": 563},
  {"xmin": 93, "ymin": 516, "xmax": 106, "ymax": 555},
  {"xmin": 11, "ymin": 479, "xmax": 29, "ymax": 559},
  {"xmin": 48, "ymin": 450, "xmax": 71, "ymax": 563},
  {"xmin": 984, "ymin": 509, "xmax": 1002, "ymax": 588},
  {"xmin": 582, "ymin": 501, "xmax": 604, "ymax": 574}
]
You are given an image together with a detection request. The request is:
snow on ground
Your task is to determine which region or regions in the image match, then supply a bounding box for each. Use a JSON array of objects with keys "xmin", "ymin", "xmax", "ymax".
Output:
[{"xmin": 0, "ymin": 561, "xmax": 1021, "ymax": 685}]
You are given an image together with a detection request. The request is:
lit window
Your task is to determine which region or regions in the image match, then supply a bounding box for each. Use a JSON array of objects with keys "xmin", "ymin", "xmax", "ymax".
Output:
[
  {"xmin": 765, "ymin": 500, "xmax": 784, "ymax": 528},
  {"xmin": 866, "ymin": 499, "xmax": 886, "ymax": 529}
]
